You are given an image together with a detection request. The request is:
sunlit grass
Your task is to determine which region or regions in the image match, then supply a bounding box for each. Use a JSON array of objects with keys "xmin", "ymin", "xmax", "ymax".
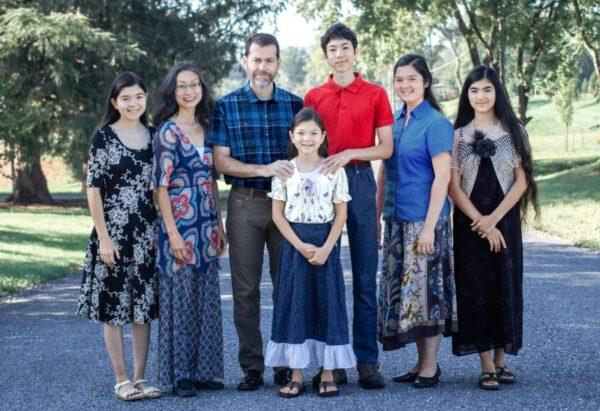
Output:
[{"xmin": 0, "ymin": 208, "xmax": 91, "ymax": 296}]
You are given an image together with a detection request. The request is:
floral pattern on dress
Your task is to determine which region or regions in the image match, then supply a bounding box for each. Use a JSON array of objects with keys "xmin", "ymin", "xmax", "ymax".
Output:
[
  {"xmin": 268, "ymin": 158, "xmax": 351, "ymax": 223},
  {"xmin": 377, "ymin": 217, "xmax": 457, "ymax": 351},
  {"xmin": 151, "ymin": 120, "xmax": 219, "ymax": 278},
  {"xmin": 77, "ymin": 125, "xmax": 158, "ymax": 326}
]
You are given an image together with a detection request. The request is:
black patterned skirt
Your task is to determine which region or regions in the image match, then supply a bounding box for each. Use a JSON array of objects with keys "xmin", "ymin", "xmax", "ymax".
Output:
[{"xmin": 377, "ymin": 217, "xmax": 458, "ymax": 351}]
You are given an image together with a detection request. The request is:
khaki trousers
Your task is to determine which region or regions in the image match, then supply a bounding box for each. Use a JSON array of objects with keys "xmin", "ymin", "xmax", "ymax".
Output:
[{"xmin": 226, "ymin": 189, "xmax": 282, "ymax": 374}]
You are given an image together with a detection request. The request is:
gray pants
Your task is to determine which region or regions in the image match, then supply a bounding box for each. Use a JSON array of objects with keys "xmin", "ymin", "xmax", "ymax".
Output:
[{"xmin": 226, "ymin": 189, "xmax": 283, "ymax": 374}]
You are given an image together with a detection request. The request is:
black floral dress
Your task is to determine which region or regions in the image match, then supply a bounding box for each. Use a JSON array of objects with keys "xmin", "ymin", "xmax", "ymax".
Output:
[
  {"xmin": 77, "ymin": 125, "xmax": 159, "ymax": 326},
  {"xmin": 451, "ymin": 126, "xmax": 523, "ymax": 356}
]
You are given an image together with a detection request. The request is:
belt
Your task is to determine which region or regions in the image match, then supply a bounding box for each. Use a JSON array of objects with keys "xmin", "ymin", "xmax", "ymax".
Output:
[
  {"xmin": 231, "ymin": 185, "xmax": 269, "ymax": 198},
  {"xmin": 344, "ymin": 161, "xmax": 371, "ymax": 173}
]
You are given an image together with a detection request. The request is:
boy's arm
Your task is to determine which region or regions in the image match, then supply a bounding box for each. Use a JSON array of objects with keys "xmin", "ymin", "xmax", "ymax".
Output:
[{"xmin": 319, "ymin": 125, "xmax": 393, "ymax": 174}]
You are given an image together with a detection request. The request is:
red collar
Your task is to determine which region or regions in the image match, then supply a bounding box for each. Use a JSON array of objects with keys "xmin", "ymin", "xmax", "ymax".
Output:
[{"xmin": 326, "ymin": 72, "xmax": 364, "ymax": 94}]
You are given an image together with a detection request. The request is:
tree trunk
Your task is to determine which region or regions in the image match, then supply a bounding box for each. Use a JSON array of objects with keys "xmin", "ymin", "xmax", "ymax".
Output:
[
  {"xmin": 81, "ymin": 161, "xmax": 88, "ymax": 193},
  {"xmin": 518, "ymin": 84, "xmax": 531, "ymax": 126},
  {"xmin": 516, "ymin": 45, "xmax": 532, "ymax": 125},
  {"xmin": 11, "ymin": 151, "xmax": 53, "ymax": 204},
  {"xmin": 499, "ymin": 42, "xmax": 507, "ymax": 86},
  {"xmin": 450, "ymin": 0, "xmax": 481, "ymax": 67},
  {"xmin": 573, "ymin": 0, "xmax": 600, "ymax": 81}
]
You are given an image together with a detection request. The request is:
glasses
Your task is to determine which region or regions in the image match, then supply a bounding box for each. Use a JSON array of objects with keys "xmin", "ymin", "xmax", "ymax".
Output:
[{"xmin": 176, "ymin": 82, "xmax": 201, "ymax": 92}]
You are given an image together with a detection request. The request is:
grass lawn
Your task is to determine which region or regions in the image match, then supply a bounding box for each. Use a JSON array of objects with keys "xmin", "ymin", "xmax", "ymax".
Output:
[
  {"xmin": 0, "ymin": 208, "xmax": 91, "ymax": 297},
  {"xmin": 531, "ymin": 159, "xmax": 600, "ymax": 249}
]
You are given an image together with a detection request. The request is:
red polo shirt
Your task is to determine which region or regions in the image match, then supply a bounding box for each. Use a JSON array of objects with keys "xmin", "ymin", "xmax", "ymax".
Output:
[{"xmin": 304, "ymin": 73, "xmax": 394, "ymax": 160}]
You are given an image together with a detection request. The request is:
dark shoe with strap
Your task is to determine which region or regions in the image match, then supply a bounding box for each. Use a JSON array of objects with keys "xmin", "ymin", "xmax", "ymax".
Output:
[
  {"xmin": 172, "ymin": 379, "xmax": 196, "ymax": 397},
  {"xmin": 279, "ymin": 380, "xmax": 306, "ymax": 398},
  {"xmin": 478, "ymin": 372, "xmax": 500, "ymax": 390},
  {"xmin": 413, "ymin": 364, "xmax": 441, "ymax": 389},
  {"xmin": 237, "ymin": 370, "xmax": 264, "ymax": 391},
  {"xmin": 318, "ymin": 381, "xmax": 339, "ymax": 397},
  {"xmin": 194, "ymin": 380, "xmax": 225, "ymax": 390},
  {"xmin": 495, "ymin": 366, "xmax": 516, "ymax": 384},
  {"xmin": 311, "ymin": 368, "xmax": 348, "ymax": 389},
  {"xmin": 357, "ymin": 362, "xmax": 385, "ymax": 389},
  {"xmin": 392, "ymin": 370, "xmax": 419, "ymax": 383},
  {"xmin": 274, "ymin": 367, "xmax": 292, "ymax": 386}
]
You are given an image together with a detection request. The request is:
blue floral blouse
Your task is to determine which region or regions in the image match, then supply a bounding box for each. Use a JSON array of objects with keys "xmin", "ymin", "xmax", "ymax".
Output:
[{"xmin": 151, "ymin": 120, "xmax": 219, "ymax": 278}]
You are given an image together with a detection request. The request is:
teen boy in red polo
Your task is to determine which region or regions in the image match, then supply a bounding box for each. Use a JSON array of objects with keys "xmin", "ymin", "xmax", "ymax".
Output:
[{"xmin": 304, "ymin": 23, "xmax": 394, "ymax": 389}]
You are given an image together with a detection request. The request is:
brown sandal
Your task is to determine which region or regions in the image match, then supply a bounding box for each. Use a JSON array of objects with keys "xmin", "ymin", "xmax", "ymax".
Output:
[
  {"xmin": 478, "ymin": 372, "xmax": 500, "ymax": 390},
  {"xmin": 318, "ymin": 380, "xmax": 339, "ymax": 397},
  {"xmin": 495, "ymin": 366, "xmax": 516, "ymax": 384},
  {"xmin": 279, "ymin": 380, "xmax": 305, "ymax": 398}
]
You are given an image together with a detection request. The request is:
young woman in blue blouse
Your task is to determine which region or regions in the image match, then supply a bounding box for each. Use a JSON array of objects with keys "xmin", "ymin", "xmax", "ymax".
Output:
[{"xmin": 376, "ymin": 54, "xmax": 457, "ymax": 389}]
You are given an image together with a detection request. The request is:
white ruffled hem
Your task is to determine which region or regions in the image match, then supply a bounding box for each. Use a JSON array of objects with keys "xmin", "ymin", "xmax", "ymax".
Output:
[{"xmin": 265, "ymin": 339, "xmax": 357, "ymax": 369}]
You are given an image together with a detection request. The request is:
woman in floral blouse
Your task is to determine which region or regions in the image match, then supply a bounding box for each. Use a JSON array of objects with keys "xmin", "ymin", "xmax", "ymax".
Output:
[
  {"xmin": 152, "ymin": 61, "xmax": 227, "ymax": 397},
  {"xmin": 77, "ymin": 72, "xmax": 160, "ymax": 401}
]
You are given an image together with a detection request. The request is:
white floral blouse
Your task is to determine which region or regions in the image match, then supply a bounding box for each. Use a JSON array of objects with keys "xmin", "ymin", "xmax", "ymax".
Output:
[{"xmin": 268, "ymin": 158, "xmax": 352, "ymax": 223}]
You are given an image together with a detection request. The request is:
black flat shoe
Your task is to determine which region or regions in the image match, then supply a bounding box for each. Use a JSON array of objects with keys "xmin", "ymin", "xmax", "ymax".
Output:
[
  {"xmin": 194, "ymin": 380, "xmax": 225, "ymax": 390},
  {"xmin": 237, "ymin": 370, "xmax": 264, "ymax": 391},
  {"xmin": 311, "ymin": 368, "xmax": 347, "ymax": 389},
  {"xmin": 392, "ymin": 371, "xmax": 419, "ymax": 383},
  {"xmin": 412, "ymin": 365, "xmax": 441, "ymax": 389},
  {"xmin": 173, "ymin": 379, "xmax": 196, "ymax": 397},
  {"xmin": 274, "ymin": 367, "xmax": 292, "ymax": 386}
]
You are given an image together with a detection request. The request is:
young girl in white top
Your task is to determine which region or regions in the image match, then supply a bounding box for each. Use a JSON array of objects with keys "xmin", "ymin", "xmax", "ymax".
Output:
[{"xmin": 265, "ymin": 108, "xmax": 356, "ymax": 398}]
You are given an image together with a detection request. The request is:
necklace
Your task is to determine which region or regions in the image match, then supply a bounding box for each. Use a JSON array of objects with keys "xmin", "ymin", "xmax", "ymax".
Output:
[
  {"xmin": 112, "ymin": 122, "xmax": 149, "ymax": 148},
  {"xmin": 176, "ymin": 113, "xmax": 199, "ymax": 128}
]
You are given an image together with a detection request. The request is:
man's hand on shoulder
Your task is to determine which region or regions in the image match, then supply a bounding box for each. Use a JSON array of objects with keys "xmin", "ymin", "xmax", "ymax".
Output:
[{"xmin": 261, "ymin": 160, "xmax": 295, "ymax": 180}]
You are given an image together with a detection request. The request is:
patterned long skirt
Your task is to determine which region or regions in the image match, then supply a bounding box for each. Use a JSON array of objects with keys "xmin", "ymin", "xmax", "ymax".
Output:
[
  {"xmin": 157, "ymin": 262, "xmax": 224, "ymax": 385},
  {"xmin": 377, "ymin": 217, "xmax": 458, "ymax": 351}
]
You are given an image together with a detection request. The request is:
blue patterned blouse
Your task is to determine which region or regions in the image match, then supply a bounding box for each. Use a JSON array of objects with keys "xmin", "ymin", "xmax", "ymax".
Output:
[{"xmin": 151, "ymin": 120, "xmax": 219, "ymax": 278}]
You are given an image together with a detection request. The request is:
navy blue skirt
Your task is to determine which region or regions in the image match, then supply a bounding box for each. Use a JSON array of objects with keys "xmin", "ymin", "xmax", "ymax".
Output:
[{"xmin": 265, "ymin": 222, "xmax": 355, "ymax": 369}]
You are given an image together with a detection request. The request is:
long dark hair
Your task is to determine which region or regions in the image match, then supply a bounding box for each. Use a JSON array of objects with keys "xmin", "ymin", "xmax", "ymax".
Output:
[
  {"xmin": 287, "ymin": 108, "xmax": 328, "ymax": 159},
  {"xmin": 153, "ymin": 61, "xmax": 213, "ymax": 130},
  {"xmin": 455, "ymin": 65, "xmax": 539, "ymax": 221},
  {"xmin": 394, "ymin": 54, "xmax": 444, "ymax": 114},
  {"xmin": 97, "ymin": 72, "xmax": 148, "ymax": 130}
]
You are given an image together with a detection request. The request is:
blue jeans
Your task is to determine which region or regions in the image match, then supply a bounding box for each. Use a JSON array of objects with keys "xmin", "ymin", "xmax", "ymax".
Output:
[{"xmin": 344, "ymin": 163, "xmax": 379, "ymax": 364}]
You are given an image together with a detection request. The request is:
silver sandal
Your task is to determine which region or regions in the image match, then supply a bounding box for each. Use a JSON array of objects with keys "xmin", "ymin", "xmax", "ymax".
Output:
[
  {"xmin": 114, "ymin": 379, "xmax": 143, "ymax": 401},
  {"xmin": 134, "ymin": 379, "xmax": 161, "ymax": 399}
]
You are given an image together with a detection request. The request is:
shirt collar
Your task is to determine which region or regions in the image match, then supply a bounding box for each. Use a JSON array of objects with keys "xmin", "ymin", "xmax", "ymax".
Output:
[
  {"xmin": 397, "ymin": 99, "xmax": 432, "ymax": 120},
  {"xmin": 326, "ymin": 72, "xmax": 364, "ymax": 94},
  {"xmin": 243, "ymin": 82, "xmax": 280, "ymax": 103}
]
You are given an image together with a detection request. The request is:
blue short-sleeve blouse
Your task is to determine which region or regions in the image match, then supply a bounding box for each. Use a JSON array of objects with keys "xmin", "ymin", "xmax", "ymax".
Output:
[{"xmin": 383, "ymin": 99, "xmax": 454, "ymax": 222}]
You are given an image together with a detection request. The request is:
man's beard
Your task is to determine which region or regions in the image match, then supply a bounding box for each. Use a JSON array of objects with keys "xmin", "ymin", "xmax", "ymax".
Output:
[{"xmin": 251, "ymin": 71, "xmax": 274, "ymax": 88}]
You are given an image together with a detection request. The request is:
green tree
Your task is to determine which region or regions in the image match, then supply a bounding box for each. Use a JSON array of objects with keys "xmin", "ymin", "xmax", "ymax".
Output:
[
  {"xmin": 0, "ymin": 8, "xmax": 142, "ymax": 203},
  {"xmin": 1, "ymin": 1, "xmax": 287, "ymax": 201},
  {"xmin": 278, "ymin": 47, "xmax": 310, "ymax": 96}
]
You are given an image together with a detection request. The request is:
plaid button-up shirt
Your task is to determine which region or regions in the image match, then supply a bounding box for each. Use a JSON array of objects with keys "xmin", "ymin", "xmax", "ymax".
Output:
[{"xmin": 208, "ymin": 82, "xmax": 303, "ymax": 190}]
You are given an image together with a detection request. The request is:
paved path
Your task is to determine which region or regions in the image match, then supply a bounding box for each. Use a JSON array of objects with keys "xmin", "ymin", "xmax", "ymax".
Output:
[{"xmin": 1, "ymin": 229, "xmax": 598, "ymax": 410}]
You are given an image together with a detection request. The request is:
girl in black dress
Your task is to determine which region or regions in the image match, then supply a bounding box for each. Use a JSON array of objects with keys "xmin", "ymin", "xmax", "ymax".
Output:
[
  {"xmin": 77, "ymin": 72, "xmax": 160, "ymax": 401},
  {"xmin": 449, "ymin": 66, "xmax": 539, "ymax": 390}
]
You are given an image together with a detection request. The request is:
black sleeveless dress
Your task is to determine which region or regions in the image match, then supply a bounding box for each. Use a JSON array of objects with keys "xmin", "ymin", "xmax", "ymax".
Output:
[{"xmin": 452, "ymin": 156, "xmax": 523, "ymax": 356}]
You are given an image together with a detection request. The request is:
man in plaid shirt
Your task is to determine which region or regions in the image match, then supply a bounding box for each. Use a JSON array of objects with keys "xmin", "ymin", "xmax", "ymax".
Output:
[{"xmin": 209, "ymin": 33, "xmax": 303, "ymax": 392}]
